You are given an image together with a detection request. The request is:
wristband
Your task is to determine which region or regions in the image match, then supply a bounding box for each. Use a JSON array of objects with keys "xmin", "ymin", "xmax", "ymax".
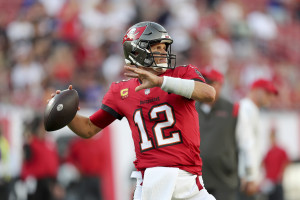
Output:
[{"xmin": 161, "ymin": 76, "xmax": 195, "ymax": 99}]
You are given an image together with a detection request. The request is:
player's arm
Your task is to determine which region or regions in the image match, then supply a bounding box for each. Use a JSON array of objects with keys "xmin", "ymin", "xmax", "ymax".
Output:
[
  {"xmin": 69, "ymin": 83, "xmax": 120, "ymax": 138},
  {"xmin": 68, "ymin": 115, "xmax": 101, "ymax": 139},
  {"xmin": 49, "ymin": 85, "xmax": 102, "ymax": 139},
  {"xmin": 68, "ymin": 107, "xmax": 118, "ymax": 139},
  {"xmin": 124, "ymin": 65, "xmax": 215, "ymax": 102},
  {"xmin": 160, "ymin": 77, "xmax": 215, "ymax": 102},
  {"xmin": 190, "ymin": 81, "xmax": 215, "ymax": 102}
]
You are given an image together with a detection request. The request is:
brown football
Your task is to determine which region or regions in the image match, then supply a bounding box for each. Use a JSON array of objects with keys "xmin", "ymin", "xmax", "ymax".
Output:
[{"xmin": 44, "ymin": 89, "xmax": 79, "ymax": 132}]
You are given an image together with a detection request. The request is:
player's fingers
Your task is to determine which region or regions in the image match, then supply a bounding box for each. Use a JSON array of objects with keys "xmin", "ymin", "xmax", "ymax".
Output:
[
  {"xmin": 48, "ymin": 92, "xmax": 57, "ymax": 103},
  {"xmin": 56, "ymin": 90, "xmax": 61, "ymax": 94},
  {"xmin": 124, "ymin": 65, "xmax": 135, "ymax": 73},
  {"xmin": 124, "ymin": 65, "xmax": 137, "ymax": 71},
  {"xmin": 133, "ymin": 68, "xmax": 147, "ymax": 75},
  {"xmin": 135, "ymin": 86, "xmax": 142, "ymax": 92},
  {"xmin": 125, "ymin": 66, "xmax": 150, "ymax": 79},
  {"xmin": 125, "ymin": 65, "xmax": 145, "ymax": 75},
  {"xmin": 68, "ymin": 85, "xmax": 73, "ymax": 90},
  {"xmin": 124, "ymin": 72, "xmax": 139, "ymax": 78},
  {"xmin": 78, "ymin": 106, "xmax": 81, "ymax": 110},
  {"xmin": 135, "ymin": 85, "xmax": 147, "ymax": 92}
]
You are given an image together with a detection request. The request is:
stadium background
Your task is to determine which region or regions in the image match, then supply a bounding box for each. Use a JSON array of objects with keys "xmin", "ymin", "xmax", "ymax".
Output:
[{"xmin": 0, "ymin": 0, "xmax": 300, "ymax": 199}]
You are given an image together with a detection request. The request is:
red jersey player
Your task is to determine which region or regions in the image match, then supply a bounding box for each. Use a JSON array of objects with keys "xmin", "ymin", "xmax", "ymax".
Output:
[{"xmin": 50, "ymin": 21, "xmax": 216, "ymax": 200}]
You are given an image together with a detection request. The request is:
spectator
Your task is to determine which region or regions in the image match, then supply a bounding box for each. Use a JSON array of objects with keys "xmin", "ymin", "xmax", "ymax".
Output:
[
  {"xmin": 0, "ymin": 0, "xmax": 299, "ymax": 110},
  {"xmin": 6, "ymin": 12, "xmax": 34, "ymax": 43},
  {"xmin": 236, "ymin": 78, "xmax": 278, "ymax": 200},
  {"xmin": 46, "ymin": 44, "xmax": 76, "ymax": 88},
  {"xmin": 64, "ymin": 136, "xmax": 104, "ymax": 200},
  {"xmin": 261, "ymin": 127, "xmax": 289, "ymax": 200},
  {"xmin": 11, "ymin": 42, "xmax": 45, "ymax": 91},
  {"xmin": 247, "ymin": 10, "xmax": 278, "ymax": 41},
  {"xmin": 196, "ymin": 68, "xmax": 239, "ymax": 200},
  {"xmin": 10, "ymin": 42, "xmax": 46, "ymax": 108},
  {"xmin": 21, "ymin": 115, "xmax": 62, "ymax": 200}
]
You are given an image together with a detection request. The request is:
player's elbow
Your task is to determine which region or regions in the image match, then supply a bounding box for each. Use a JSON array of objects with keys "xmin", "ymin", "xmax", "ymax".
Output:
[
  {"xmin": 193, "ymin": 83, "xmax": 216, "ymax": 102},
  {"xmin": 69, "ymin": 122, "xmax": 101, "ymax": 139},
  {"xmin": 79, "ymin": 128, "xmax": 100, "ymax": 139},
  {"xmin": 200, "ymin": 88, "xmax": 216, "ymax": 102},
  {"xmin": 80, "ymin": 131, "xmax": 95, "ymax": 139},
  {"xmin": 206, "ymin": 87, "xmax": 216, "ymax": 102}
]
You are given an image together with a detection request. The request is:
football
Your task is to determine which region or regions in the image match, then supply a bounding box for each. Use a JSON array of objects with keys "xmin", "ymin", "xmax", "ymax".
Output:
[{"xmin": 44, "ymin": 89, "xmax": 79, "ymax": 132}]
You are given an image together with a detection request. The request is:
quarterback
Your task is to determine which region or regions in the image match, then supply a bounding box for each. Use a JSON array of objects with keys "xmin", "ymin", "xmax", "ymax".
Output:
[{"xmin": 52, "ymin": 21, "xmax": 216, "ymax": 200}]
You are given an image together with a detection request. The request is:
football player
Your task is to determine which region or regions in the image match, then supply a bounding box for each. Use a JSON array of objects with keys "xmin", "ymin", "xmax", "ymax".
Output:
[{"xmin": 51, "ymin": 21, "xmax": 216, "ymax": 200}]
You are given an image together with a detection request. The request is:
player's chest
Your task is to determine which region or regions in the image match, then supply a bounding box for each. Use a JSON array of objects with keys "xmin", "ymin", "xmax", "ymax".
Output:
[{"xmin": 118, "ymin": 86, "xmax": 181, "ymax": 116}]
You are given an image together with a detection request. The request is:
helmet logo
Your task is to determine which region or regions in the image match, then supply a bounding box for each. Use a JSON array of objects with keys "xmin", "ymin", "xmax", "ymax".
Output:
[
  {"xmin": 122, "ymin": 26, "xmax": 147, "ymax": 44},
  {"xmin": 162, "ymin": 34, "xmax": 170, "ymax": 39}
]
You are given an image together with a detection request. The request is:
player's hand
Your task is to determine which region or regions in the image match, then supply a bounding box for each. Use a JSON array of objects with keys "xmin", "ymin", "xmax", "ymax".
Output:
[
  {"xmin": 47, "ymin": 85, "xmax": 72, "ymax": 102},
  {"xmin": 47, "ymin": 85, "xmax": 80, "ymax": 110},
  {"xmin": 124, "ymin": 65, "xmax": 163, "ymax": 92}
]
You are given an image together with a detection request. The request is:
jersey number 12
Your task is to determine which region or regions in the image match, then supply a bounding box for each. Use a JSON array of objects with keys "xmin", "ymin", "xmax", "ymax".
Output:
[{"xmin": 133, "ymin": 103, "xmax": 182, "ymax": 152}]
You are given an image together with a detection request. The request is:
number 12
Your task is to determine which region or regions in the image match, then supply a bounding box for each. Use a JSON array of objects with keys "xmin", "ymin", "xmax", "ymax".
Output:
[{"xmin": 133, "ymin": 103, "xmax": 182, "ymax": 152}]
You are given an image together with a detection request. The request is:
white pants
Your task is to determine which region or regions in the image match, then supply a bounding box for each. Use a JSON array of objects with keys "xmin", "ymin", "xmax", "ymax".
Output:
[{"xmin": 131, "ymin": 167, "xmax": 216, "ymax": 200}]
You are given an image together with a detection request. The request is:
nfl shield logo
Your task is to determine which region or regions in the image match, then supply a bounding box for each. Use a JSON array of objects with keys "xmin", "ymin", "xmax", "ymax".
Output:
[{"xmin": 145, "ymin": 89, "xmax": 150, "ymax": 95}]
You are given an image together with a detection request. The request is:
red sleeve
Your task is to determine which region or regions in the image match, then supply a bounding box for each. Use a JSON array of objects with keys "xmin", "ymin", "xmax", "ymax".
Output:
[
  {"xmin": 89, "ymin": 83, "xmax": 123, "ymax": 129},
  {"xmin": 179, "ymin": 64, "xmax": 206, "ymax": 82},
  {"xmin": 90, "ymin": 109, "xmax": 117, "ymax": 129},
  {"xmin": 101, "ymin": 82, "xmax": 124, "ymax": 118}
]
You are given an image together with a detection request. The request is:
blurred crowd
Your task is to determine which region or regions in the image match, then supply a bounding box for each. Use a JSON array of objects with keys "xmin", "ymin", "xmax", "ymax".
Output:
[{"xmin": 0, "ymin": 0, "xmax": 299, "ymax": 111}]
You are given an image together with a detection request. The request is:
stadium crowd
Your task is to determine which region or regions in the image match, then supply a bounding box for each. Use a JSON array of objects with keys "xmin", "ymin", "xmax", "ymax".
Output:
[
  {"xmin": 0, "ymin": 0, "xmax": 300, "ymax": 199},
  {"xmin": 0, "ymin": 0, "xmax": 299, "ymax": 111}
]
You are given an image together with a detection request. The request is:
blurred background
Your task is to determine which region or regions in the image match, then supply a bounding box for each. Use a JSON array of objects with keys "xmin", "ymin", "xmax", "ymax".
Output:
[{"xmin": 0, "ymin": 0, "xmax": 300, "ymax": 199}]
